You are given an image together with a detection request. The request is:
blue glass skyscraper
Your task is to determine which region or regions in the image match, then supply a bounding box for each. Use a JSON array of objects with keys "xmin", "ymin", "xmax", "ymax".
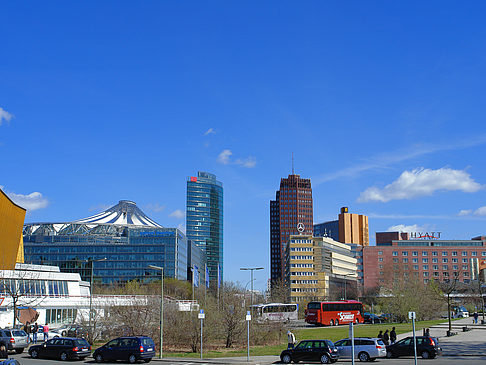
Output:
[{"xmin": 186, "ymin": 172, "xmax": 223, "ymax": 286}]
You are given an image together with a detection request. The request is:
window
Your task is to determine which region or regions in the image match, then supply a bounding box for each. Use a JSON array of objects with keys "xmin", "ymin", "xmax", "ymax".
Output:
[
  {"xmin": 423, "ymin": 258, "xmax": 428, "ymax": 263},
  {"xmin": 412, "ymin": 251, "xmax": 418, "ymax": 256},
  {"xmin": 423, "ymin": 272, "xmax": 429, "ymax": 277},
  {"xmin": 379, "ymin": 258, "xmax": 383, "ymax": 262},
  {"xmin": 392, "ymin": 251, "xmax": 398, "ymax": 256},
  {"xmin": 433, "ymin": 265, "xmax": 439, "ymax": 270},
  {"xmin": 412, "ymin": 258, "xmax": 418, "ymax": 263},
  {"xmin": 443, "ymin": 265, "xmax": 448, "ymax": 270},
  {"xmin": 378, "ymin": 251, "xmax": 383, "ymax": 255},
  {"xmin": 472, "ymin": 252, "xmax": 477, "ymax": 256},
  {"xmin": 393, "ymin": 258, "xmax": 399, "ymax": 263},
  {"xmin": 403, "ymin": 258, "xmax": 409, "ymax": 263},
  {"xmin": 379, "ymin": 264, "xmax": 383, "ymax": 269},
  {"xmin": 432, "ymin": 258, "xmax": 438, "ymax": 263},
  {"xmin": 453, "ymin": 265, "xmax": 458, "ymax": 270},
  {"xmin": 434, "ymin": 272, "xmax": 439, "ymax": 277},
  {"xmin": 413, "ymin": 265, "xmax": 419, "ymax": 270},
  {"xmin": 442, "ymin": 258, "xmax": 448, "ymax": 263},
  {"xmin": 422, "ymin": 251, "xmax": 428, "ymax": 256},
  {"xmin": 463, "ymin": 265, "xmax": 468, "ymax": 270},
  {"xmin": 452, "ymin": 251, "xmax": 457, "ymax": 256},
  {"xmin": 443, "ymin": 272, "xmax": 449, "ymax": 277},
  {"xmin": 463, "ymin": 258, "xmax": 468, "ymax": 263},
  {"xmin": 452, "ymin": 258, "xmax": 458, "ymax": 263},
  {"xmin": 462, "ymin": 251, "xmax": 468, "ymax": 256},
  {"xmin": 482, "ymin": 252, "xmax": 486, "ymax": 257},
  {"xmin": 442, "ymin": 251, "xmax": 448, "ymax": 256},
  {"xmin": 432, "ymin": 251, "xmax": 438, "ymax": 256},
  {"xmin": 402, "ymin": 252, "xmax": 408, "ymax": 256},
  {"xmin": 423, "ymin": 265, "xmax": 429, "ymax": 270}
]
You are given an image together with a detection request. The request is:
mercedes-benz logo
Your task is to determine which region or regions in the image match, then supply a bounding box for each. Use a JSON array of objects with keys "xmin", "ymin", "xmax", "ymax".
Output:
[{"xmin": 297, "ymin": 222, "xmax": 305, "ymax": 232}]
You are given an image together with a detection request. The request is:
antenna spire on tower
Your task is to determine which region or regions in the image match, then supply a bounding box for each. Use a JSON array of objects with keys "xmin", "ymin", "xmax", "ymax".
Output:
[{"xmin": 292, "ymin": 152, "xmax": 294, "ymax": 175}]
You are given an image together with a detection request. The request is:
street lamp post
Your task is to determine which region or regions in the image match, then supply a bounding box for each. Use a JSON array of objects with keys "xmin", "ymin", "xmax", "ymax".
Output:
[
  {"xmin": 148, "ymin": 265, "xmax": 164, "ymax": 359},
  {"xmin": 240, "ymin": 267, "xmax": 264, "ymax": 316},
  {"xmin": 340, "ymin": 273, "xmax": 356, "ymax": 300},
  {"xmin": 88, "ymin": 257, "xmax": 106, "ymax": 343}
]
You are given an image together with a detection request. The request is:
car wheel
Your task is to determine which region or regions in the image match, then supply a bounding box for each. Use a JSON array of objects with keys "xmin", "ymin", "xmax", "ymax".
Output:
[
  {"xmin": 386, "ymin": 351, "xmax": 394, "ymax": 358},
  {"xmin": 358, "ymin": 352, "xmax": 370, "ymax": 362},
  {"xmin": 335, "ymin": 319, "xmax": 339, "ymax": 326},
  {"xmin": 128, "ymin": 354, "xmax": 137, "ymax": 364},
  {"xmin": 60, "ymin": 351, "xmax": 68, "ymax": 361},
  {"xmin": 62, "ymin": 331, "xmax": 67, "ymax": 336},
  {"xmin": 15, "ymin": 348, "xmax": 24, "ymax": 354},
  {"xmin": 95, "ymin": 354, "xmax": 104, "ymax": 363},
  {"xmin": 143, "ymin": 360, "xmax": 151, "ymax": 363},
  {"xmin": 355, "ymin": 318, "xmax": 359, "ymax": 324},
  {"xmin": 329, "ymin": 319, "xmax": 334, "ymax": 326},
  {"xmin": 421, "ymin": 351, "xmax": 430, "ymax": 359},
  {"xmin": 281, "ymin": 354, "xmax": 291, "ymax": 364},
  {"xmin": 30, "ymin": 349, "xmax": 39, "ymax": 359},
  {"xmin": 320, "ymin": 354, "xmax": 331, "ymax": 364}
]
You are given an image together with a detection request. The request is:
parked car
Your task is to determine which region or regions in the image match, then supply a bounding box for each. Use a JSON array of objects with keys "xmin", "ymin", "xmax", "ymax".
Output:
[
  {"xmin": 0, "ymin": 329, "xmax": 29, "ymax": 354},
  {"xmin": 29, "ymin": 337, "xmax": 91, "ymax": 360},
  {"xmin": 386, "ymin": 336, "xmax": 442, "ymax": 359},
  {"xmin": 67, "ymin": 325, "xmax": 89, "ymax": 339},
  {"xmin": 32, "ymin": 326, "xmax": 60, "ymax": 341},
  {"xmin": 363, "ymin": 313, "xmax": 382, "ymax": 324},
  {"xmin": 93, "ymin": 336, "xmax": 156, "ymax": 364},
  {"xmin": 280, "ymin": 339, "xmax": 339, "ymax": 364},
  {"xmin": 334, "ymin": 337, "xmax": 386, "ymax": 361}
]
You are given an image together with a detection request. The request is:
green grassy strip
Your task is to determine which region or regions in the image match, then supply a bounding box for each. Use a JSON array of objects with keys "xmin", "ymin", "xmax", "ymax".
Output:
[{"xmin": 164, "ymin": 319, "xmax": 455, "ymax": 358}]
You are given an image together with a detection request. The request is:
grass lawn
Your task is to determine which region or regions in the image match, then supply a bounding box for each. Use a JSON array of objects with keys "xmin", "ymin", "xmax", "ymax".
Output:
[{"xmin": 163, "ymin": 318, "xmax": 453, "ymax": 358}]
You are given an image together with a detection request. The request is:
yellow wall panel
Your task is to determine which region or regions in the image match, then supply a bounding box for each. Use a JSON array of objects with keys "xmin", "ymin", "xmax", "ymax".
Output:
[{"xmin": 0, "ymin": 189, "xmax": 26, "ymax": 269}]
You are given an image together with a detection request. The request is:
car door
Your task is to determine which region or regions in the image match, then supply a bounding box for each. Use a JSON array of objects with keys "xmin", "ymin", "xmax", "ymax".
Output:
[
  {"xmin": 41, "ymin": 339, "xmax": 56, "ymax": 358},
  {"xmin": 335, "ymin": 339, "xmax": 351, "ymax": 357},
  {"xmin": 291, "ymin": 341, "xmax": 309, "ymax": 362},
  {"xmin": 395, "ymin": 338, "xmax": 412, "ymax": 356},
  {"xmin": 103, "ymin": 339, "xmax": 120, "ymax": 361}
]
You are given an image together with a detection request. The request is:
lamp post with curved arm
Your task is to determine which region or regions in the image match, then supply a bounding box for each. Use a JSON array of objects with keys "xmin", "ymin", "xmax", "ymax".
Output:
[
  {"xmin": 148, "ymin": 265, "xmax": 164, "ymax": 359},
  {"xmin": 87, "ymin": 257, "xmax": 106, "ymax": 343},
  {"xmin": 240, "ymin": 267, "xmax": 264, "ymax": 316}
]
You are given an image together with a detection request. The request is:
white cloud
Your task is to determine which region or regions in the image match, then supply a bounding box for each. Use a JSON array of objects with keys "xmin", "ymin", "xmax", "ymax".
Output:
[
  {"xmin": 474, "ymin": 206, "xmax": 486, "ymax": 216},
  {"xmin": 169, "ymin": 209, "xmax": 184, "ymax": 219},
  {"xmin": 0, "ymin": 107, "xmax": 14, "ymax": 125},
  {"xmin": 145, "ymin": 203, "xmax": 166, "ymax": 213},
  {"xmin": 217, "ymin": 149, "xmax": 232, "ymax": 165},
  {"xmin": 458, "ymin": 209, "xmax": 472, "ymax": 216},
  {"xmin": 315, "ymin": 134, "xmax": 486, "ymax": 185},
  {"xmin": 1, "ymin": 186, "xmax": 49, "ymax": 211},
  {"xmin": 358, "ymin": 167, "xmax": 483, "ymax": 203},
  {"xmin": 204, "ymin": 128, "xmax": 216, "ymax": 136},
  {"xmin": 235, "ymin": 156, "xmax": 257, "ymax": 168},
  {"xmin": 387, "ymin": 224, "xmax": 427, "ymax": 233},
  {"xmin": 89, "ymin": 204, "xmax": 111, "ymax": 212},
  {"xmin": 217, "ymin": 149, "xmax": 257, "ymax": 168}
]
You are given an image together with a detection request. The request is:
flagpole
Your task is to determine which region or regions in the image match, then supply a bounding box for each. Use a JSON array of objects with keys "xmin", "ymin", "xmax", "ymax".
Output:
[{"xmin": 204, "ymin": 264, "xmax": 207, "ymax": 306}]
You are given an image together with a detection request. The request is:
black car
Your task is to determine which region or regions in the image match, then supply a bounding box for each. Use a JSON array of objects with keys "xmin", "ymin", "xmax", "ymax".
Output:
[
  {"xmin": 93, "ymin": 336, "xmax": 156, "ymax": 364},
  {"xmin": 29, "ymin": 337, "xmax": 91, "ymax": 360},
  {"xmin": 386, "ymin": 336, "xmax": 442, "ymax": 359},
  {"xmin": 280, "ymin": 339, "xmax": 339, "ymax": 364},
  {"xmin": 363, "ymin": 313, "xmax": 382, "ymax": 324}
]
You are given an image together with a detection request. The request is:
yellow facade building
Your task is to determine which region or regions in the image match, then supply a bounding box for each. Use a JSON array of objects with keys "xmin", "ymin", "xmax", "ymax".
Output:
[
  {"xmin": 289, "ymin": 235, "xmax": 357, "ymax": 303},
  {"xmin": 0, "ymin": 188, "xmax": 26, "ymax": 269},
  {"xmin": 338, "ymin": 207, "xmax": 369, "ymax": 246}
]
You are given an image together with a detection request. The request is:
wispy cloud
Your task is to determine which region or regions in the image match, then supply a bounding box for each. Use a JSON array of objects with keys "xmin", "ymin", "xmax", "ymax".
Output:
[
  {"xmin": 459, "ymin": 206, "xmax": 486, "ymax": 217},
  {"xmin": 387, "ymin": 224, "xmax": 428, "ymax": 233},
  {"xmin": 169, "ymin": 209, "xmax": 184, "ymax": 219},
  {"xmin": 358, "ymin": 167, "xmax": 483, "ymax": 203},
  {"xmin": 217, "ymin": 149, "xmax": 257, "ymax": 168},
  {"xmin": 0, "ymin": 107, "xmax": 14, "ymax": 125},
  {"xmin": 218, "ymin": 149, "xmax": 232, "ymax": 165},
  {"xmin": 458, "ymin": 209, "xmax": 472, "ymax": 216},
  {"xmin": 474, "ymin": 206, "xmax": 486, "ymax": 216},
  {"xmin": 145, "ymin": 203, "xmax": 166, "ymax": 213},
  {"xmin": 204, "ymin": 128, "xmax": 216, "ymax": 136},
  {"xmin": 89, "ymin": 203, "xmax": 111, "ymax": 212},
  {"xmin": 1, "ymin": 186, "xmax": 48, "ymax": 211},
  {"xmin": 315, "ymin": 135, "xmax": 486, "ymax": 185}
]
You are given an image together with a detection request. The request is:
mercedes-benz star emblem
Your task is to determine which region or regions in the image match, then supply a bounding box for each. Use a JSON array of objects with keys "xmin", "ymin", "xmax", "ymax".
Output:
[{"xmin": 297, "ymin": 223, "xmax": 305, "ymax": 232}]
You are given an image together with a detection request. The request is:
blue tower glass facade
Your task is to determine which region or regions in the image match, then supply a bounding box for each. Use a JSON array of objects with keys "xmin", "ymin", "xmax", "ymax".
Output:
[{"xmin": 186, "ymin": 171, "xmax": 223, "ymax": 286}]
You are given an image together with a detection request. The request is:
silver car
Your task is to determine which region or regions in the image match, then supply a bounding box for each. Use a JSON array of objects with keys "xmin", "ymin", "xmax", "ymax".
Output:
[
  {"xmin": 0, "ymin": 329, "xmax": 29, "ymax": 354},
  {"xmin": 334, "ymin": 337, "xmax": 387, "ymax": 362}
]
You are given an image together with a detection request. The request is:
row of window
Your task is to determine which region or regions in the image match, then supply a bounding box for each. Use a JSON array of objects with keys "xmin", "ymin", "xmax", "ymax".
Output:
[
  {"xmin": 290, "ymin": 247, "xmax": 313, "ymax": 252},
  {"xmin": 290, "ymin": 264, "xmax": 314, "ymax": 268},
  {"xmin": 0, "ymin": 279, "xmax": 69, "ymax": 297},
  {"xmin": 291, "ymin": 272, "xmax": 316, "ymax": 276},
  {"xmin": 388, "ymin": 251, "xmax": 486, "ymax": 257},
  {"xmin": 290, "ymin": 255, "xmax": 313, "ymax": 260},
  {"xmin": 291, "ymin": 280, "xmax": 318, "ymax": 284},
  {"xmin": 392, "ymin": 258, "xmax": 470, "ymax": 264}
]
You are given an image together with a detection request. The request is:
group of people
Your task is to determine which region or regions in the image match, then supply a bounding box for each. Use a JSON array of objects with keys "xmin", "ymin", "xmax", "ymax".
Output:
[
  {"xmin": 21, "ymin": 321, "xmax": 50, "ymax": 343},
  {"xmin": 377, "ymin": 327, "xmax": 397, "ymax": 346}
]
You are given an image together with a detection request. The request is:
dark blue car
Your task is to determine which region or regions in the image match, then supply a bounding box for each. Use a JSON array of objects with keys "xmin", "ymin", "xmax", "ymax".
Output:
[{"xmin": 93, "ymin": 336, "xmax": 155, "ymax": 364}]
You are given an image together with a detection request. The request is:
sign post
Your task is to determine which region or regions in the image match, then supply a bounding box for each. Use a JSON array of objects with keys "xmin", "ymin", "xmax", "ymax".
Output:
[
  {"xmin": 409, "ymin": 311, "xmax": 417, "ymax": 365},
  {"xmin": 349, "ymin": 322, "xmax": 355, "ymax": 365},
  {"xmin": 246, "ymin": 311, "xmax": 251, "ymax": 362},
  {"xmin": 198, "ymin": 309, "xmax": 205, "ymax": 359}
]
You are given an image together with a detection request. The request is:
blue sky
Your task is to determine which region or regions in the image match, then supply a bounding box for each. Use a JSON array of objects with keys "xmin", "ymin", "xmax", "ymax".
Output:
[{"xmin": 1, "ymin": 1, "xmax": 486, "ymax": 291}]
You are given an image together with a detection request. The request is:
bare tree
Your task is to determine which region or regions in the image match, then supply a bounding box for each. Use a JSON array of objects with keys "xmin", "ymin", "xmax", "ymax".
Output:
[{"xmin": 270, "ymin": 279, "xmax": 290, "ymax": 303}]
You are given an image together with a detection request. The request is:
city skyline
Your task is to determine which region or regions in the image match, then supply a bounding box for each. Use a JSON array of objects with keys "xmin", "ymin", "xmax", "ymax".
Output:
[{"xmin": 2, "ymin": 1, "xmax": 486, "ymax": 290}]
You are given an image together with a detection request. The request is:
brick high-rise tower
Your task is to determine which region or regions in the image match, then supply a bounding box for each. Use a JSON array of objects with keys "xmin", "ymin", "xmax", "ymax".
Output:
[{"xmin": 270, "ymin": 174, "xmax": 313, "ymax": 285}]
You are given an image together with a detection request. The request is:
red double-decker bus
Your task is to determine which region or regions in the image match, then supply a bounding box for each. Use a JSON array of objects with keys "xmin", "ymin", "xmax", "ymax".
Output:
[{"xmin": 305, "ymin": 300, "xmax": 364, "ymax": 326}]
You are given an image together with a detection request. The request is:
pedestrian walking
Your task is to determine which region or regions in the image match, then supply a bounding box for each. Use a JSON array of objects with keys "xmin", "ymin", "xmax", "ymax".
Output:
[
  {"xmin": 33, "ymin": 322, "xmax": 39, "ymax": 343},
  {"xmin": 287, "ymin": 330, "xmax": 296, "ymax": 349},
  {"xmin": 473, "ymin": 312, "xmax": 479, "ymax": 324},
  {"xmin": 24, "ymin": 321, "xmax": 31, "ymax": 343},
  {"xmin": 377, "ymin": 330, "xmax": 383, "ymax": 339},
  {"xmin": 43, "ymin": 323, "xmax": 49, "ymax": 341},
  {"xmin": 383, "ymin": 329, "xmax": 390, "ymax": 346},
  {"xmin": 390, "ymin": 327, "xmax": 397, "ymax": 344}
]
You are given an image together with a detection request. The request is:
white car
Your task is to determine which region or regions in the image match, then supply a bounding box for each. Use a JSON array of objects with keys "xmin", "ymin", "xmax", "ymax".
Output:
[
  {"xmin": 454, "ymin": 311, "xmax": 469, "ymax": 318},
  {"xmin": 335, "ymin": 337, "xmax": 387, "ymax": 362}
]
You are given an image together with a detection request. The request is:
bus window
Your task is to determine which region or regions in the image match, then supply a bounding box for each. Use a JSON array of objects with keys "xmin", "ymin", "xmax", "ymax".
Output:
[{"xmin": 307, "ymin": 302, "xmax": 321, "ymax": 310}]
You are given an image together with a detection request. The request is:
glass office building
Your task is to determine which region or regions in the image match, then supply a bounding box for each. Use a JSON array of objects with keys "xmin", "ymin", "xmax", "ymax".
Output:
[
  {"xmin": 186, "ymin": 172, "xmax": 223, "ymax": 286},
  {"xmin": 23, "ymin": 200, "xmax": 205, "ymax": 284}
]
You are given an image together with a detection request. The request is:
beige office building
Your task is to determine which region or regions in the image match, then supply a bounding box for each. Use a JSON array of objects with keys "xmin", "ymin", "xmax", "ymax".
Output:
[
  {"xmin": 338, "ymin": 207, "xmax": 369, "ymax": 246},
  {"xmin": 289, "ymin": 235, "xmax": 357, "ymax": 303}
]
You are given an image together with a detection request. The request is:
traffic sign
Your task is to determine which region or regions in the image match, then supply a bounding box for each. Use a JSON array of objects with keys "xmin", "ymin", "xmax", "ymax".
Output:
[
  {"xmin": 408, "ymin": 311, "xmax": 416, "ymax": 319},
  {"xmin": 246, "ymin": 311, "xmax": 251, "ymax": 321},
  {"xmin": 198, "ymin": 309, "xmax": 205, "ymax": 319}
]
